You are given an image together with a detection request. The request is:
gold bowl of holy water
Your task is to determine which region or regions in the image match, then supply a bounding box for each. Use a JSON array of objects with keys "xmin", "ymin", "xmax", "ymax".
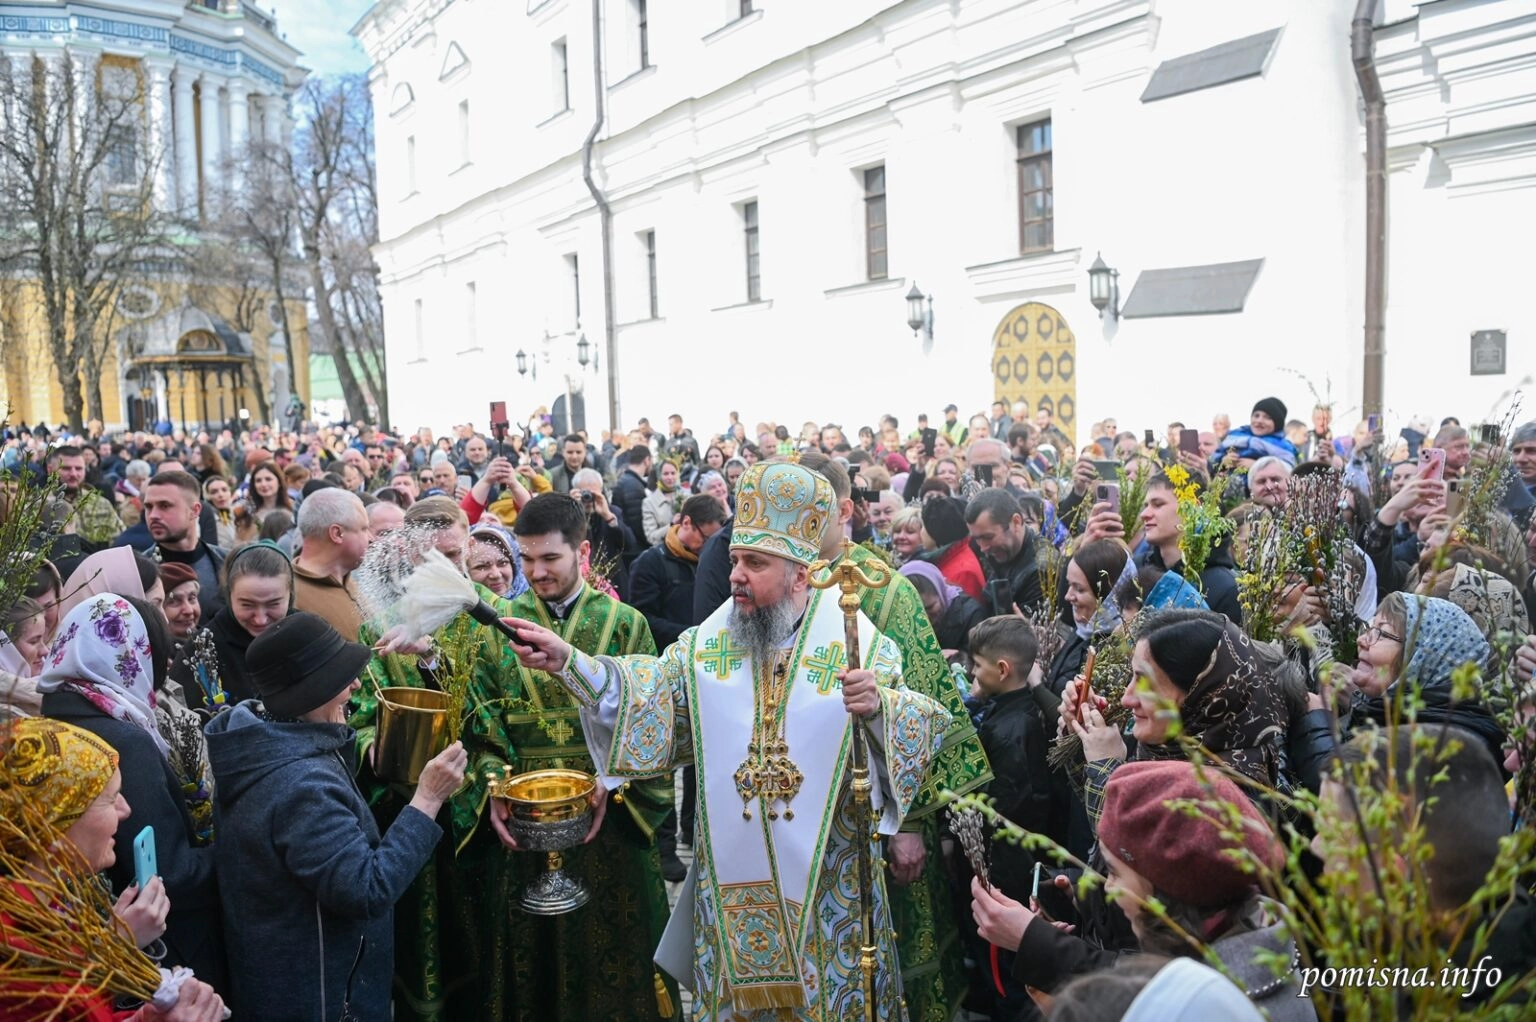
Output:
[{"xmin": 488, "ymin": 768, "xmax": 595, "ymax": 915}]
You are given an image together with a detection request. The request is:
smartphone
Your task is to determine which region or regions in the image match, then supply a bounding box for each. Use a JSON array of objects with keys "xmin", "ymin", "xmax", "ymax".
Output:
[
  {"xmin": 921, "ymin": 428, "xmax": 937, "ymax": 458},
  {"xmin": 1366, "ymin": 414, "xmax": 1380, "ymax": 434},
  {"xmin": 1092, "ymin": 459, "xmax": 1119, "ymax": 482},
  {"xmin": 133, "ymin": 826, "xmax": 157, "ymax": 890},
  {"xmin": 1479, "ymin": 423, "xmax": 1499, "ymax": 445},
  {"xmin": 1096, "ymin": 481, "xmax": 1121, "ymax": 514},
  {"xmin": 1445, "ymin": 481, "xmax": 1465, "ymax": 517},
  {"xmin": 1420, "ymin": 448, "xmax": 1446, "ymax": 481},
  {"xmin": 488, "ymin": 400, "xmax": 508, "ymax": 428},
  {"xmin": 1179, "ymin": 428, "xmax": 1201, "ymax": 456},
  {"xmin": 975, "ymin": 464, "xmax": 994, "ymax": 486},
  {"xmin": 1143, "ymin": 429, "xmax": 1156, "ymax": 448}
]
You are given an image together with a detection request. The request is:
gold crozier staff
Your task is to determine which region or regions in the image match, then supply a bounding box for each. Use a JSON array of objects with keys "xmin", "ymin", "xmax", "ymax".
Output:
[{"xmin": 807, "ymin": 539, "xmax": 892, "ymax": 1022}]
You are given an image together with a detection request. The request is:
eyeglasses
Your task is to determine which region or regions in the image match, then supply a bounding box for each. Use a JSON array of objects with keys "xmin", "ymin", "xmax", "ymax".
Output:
[{"xmin": 1361, "ymin": 624, "xmax": 1402, "ymax": 646}]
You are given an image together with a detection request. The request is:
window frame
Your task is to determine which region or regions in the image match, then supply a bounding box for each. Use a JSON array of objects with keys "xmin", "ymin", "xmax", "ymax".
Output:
[
  {"xmin": 863, "ymin": 164, "xmax": 887, "ymax": 282},
  {"xmin": 553, "ymin": 38, "xmax": 570, "ymax": 112},
  {"xmin": 644, "ymin": 229, "xmax": 659, "ymax": 319},
  {"xmin": 637, "ymin": 0, "xmax": 650, "ymax": 70},
  {"xmin": 743, "ymin": 200, "xmax": 761, "ymax": 303},
  {"xmin": 1016, "ymin": 117, "xmax": 1054, "ymax": 254}
]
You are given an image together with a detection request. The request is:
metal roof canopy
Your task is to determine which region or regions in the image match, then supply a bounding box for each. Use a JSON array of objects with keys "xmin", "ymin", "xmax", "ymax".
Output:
[
  {"xmin": 1120, "ymin": 258, "xmax": 1265, "ymax": 318},
  {"xmin": 1141, "ymin": 28, "xmax": 1283, "ymax": 103}
]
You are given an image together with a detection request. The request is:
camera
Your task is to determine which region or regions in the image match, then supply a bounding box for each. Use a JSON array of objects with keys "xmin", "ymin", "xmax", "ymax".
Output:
[
  {"xmin": 852, "ymin": 487, "xmax": 880, "ymax": 505},
  {"xmin": 576, "ymin": 490, "xmax": 595, "ymax": 506}
]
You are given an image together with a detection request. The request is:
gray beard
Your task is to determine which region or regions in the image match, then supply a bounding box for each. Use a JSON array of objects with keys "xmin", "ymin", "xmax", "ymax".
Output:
[{"xmin": 728, "ymin": 597, "xmax": 799, "ymax": 669}]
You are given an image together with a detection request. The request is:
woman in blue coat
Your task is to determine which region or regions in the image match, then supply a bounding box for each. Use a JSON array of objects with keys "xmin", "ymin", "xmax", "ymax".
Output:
[{"xmin": 205, "ymin": 612, "xmax": 466, "ymax": 1021}]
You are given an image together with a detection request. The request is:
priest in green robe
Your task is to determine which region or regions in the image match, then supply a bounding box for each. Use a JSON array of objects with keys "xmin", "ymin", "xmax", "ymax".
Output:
[
  {"xmin": 800, "ymin": 453, "xmax": 993, "ymax": 1022},
  {"xmin": 352, "ymin": 494, "xmax": 678, "ymax": 1022}
]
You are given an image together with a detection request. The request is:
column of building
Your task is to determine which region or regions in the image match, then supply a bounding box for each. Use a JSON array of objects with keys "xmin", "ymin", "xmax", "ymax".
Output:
[{"xmin": 160, "ymin": 63, "xmax": 289, "ymax": 218}]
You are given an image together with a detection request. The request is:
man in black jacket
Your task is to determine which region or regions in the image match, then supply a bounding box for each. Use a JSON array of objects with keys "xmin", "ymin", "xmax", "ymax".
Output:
[
  {"xmin": 691, "ymin": 517, "xmax": 734, "ymax": 625},
  {"xmin": 629, "ymin": 495, "xmax": 726, "ymax": 648},
  {"xmin": 610, "ymin": 446, "xmax": 652, "ymax": 564},
  {"xmin": 966, "ymin": 488, "xmax": 1060, "ymax": 618}
]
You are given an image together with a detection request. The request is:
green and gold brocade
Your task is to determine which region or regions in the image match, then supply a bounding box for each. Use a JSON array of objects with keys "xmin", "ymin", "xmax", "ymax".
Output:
[
  {"xmin": 846, "ymin": 545, "xmax": 990, "ymax": 1022},
  {"xmin": 351, "ymin": 583, "xmax": 679, "ymax": 1022}
]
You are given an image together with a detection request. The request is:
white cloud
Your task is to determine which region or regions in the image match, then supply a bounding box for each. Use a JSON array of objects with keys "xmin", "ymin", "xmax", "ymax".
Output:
[{"xmin": 275, "ymin": 0, "xmax": 376, "ymax": 76}]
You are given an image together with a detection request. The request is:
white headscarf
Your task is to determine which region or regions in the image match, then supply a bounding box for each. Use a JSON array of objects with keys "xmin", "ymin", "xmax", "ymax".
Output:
[
  {"xmin": 0, "ymin": 628, "xmax": 30, "ymax": 678},
  {"xmin": 35, "ymin": 594, "xmax": 169, "ymax": 757}
]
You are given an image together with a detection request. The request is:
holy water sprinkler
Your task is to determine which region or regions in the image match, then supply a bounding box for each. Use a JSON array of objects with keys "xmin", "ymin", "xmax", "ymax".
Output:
[{"xmin": 355, "ymin": 529, "xmax": 521, "ymax": 644}]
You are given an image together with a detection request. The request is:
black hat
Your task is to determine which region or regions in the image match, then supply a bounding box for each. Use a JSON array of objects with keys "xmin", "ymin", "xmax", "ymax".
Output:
[
  {"xmin": 1251, "ymin": 397, "xmax": 1288, "ymax": 430},
  {"xmin": 246, "ymin": 612, "xmax": 370, "ymax": 719},
  {"xmin": 921, "ymin": 496, "xmax": 969, "ymax": 548}
]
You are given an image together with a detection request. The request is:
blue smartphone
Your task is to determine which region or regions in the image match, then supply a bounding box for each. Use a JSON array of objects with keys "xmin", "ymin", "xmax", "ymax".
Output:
[{"xmin": 132, "ymin": 826, "xmax": 157, "ymax": 890}]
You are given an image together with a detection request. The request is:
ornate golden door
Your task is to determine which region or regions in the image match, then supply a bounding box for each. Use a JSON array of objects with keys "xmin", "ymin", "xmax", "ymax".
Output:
[{"xmin": 992, "ymin": 301, "xmax": 1076, "ymax": 442}]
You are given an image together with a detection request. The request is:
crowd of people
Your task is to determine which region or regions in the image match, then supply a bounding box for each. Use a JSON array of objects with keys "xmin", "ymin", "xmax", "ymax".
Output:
[{"xmin": 1, "ymin": 393, "xmax": 1534, "ymax": 1021}]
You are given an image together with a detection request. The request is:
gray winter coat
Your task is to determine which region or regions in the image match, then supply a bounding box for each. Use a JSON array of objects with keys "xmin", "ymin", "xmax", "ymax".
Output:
[
  {"xmin": 1212, "ymin": 897, "xmax": 1317, "ymax": 1022},
  {"xmin": 205, "ymin": 702, "xmax": 441, "ymax": 1022}
]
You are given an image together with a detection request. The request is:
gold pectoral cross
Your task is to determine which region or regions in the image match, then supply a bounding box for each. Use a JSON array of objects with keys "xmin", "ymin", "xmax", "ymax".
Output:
[{"xmin": 733, "ymin": 656, "xmax": 804, "ymax": 821}]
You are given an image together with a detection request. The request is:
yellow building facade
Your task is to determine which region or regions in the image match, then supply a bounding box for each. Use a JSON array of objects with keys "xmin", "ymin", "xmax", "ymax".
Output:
[{"xmin": 0, "ymin": 1, "xmax": 309, "ymax": 431}]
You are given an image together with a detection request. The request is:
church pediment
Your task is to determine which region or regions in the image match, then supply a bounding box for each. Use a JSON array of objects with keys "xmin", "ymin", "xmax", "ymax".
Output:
[{"xmin": 440, "ymin": 41, "xmax": 468, "ymax": 80}]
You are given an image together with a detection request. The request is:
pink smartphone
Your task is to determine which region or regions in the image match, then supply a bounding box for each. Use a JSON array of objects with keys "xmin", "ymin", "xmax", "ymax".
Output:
[
  {"xmin": 1095, "ymin": 481, "xmax": 1121, "ymax": 515},
  {"xmin": 1419, "ymin": 448, "xmax": 1445, "ymax": 481}
]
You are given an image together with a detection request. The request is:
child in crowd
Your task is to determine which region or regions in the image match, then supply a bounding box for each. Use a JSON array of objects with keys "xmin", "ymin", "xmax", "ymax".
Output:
[
  {"xmin": 966, "ymin": 616, "xmax": 1071, "ymax": 1021},
  {"xmin": 1210, "ymin": 397, "xmax": 1301, "ymax": 469}
]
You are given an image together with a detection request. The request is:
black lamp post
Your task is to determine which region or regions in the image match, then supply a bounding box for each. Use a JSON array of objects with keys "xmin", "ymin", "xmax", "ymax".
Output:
[{"xmin": 1088, "ymin": 252, "xmax": 1119, "ymax": 320}]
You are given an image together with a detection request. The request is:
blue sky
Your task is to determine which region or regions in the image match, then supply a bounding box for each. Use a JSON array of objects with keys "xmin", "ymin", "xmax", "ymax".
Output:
[{"xmin": 276, "ymin": 0, "xmax": 376, "ymax": 75}]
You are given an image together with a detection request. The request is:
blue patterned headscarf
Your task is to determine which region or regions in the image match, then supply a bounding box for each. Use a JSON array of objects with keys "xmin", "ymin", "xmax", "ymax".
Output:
[
  {"xmin": 1144, "ymin": 571, "xmax": 1209, "ymax": 612},
  {"xmin": 1398, "ymin": 595, "xmax": 1490, "ymax": 691}
]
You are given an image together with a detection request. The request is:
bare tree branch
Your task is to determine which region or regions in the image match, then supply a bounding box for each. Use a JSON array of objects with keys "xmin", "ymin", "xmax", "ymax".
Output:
[{"xmin": 0, "ymin": 53, "xmax": 183, "ymax": 430}]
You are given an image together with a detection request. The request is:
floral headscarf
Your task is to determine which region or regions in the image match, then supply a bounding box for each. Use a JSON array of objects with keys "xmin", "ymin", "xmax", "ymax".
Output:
[
  {"xmin": 1356, "ymin": 594, "xmax": 1504, "ymax": 762},
  {"xmin": 35, "ymin": 595, "xmax": 168, "ymax": 758},
  {"xmin": 1443, "ymin": 563, "xmax": 1529, "ymax": 647},
  {"xmin": 1398, "ymin": 595, "xmax": 1491, "ymax": 691},
  {"xmin": 469, "ymin": 524, "xmax": 529, "ymax": 600},
  {"xmin": 1139, "ymin": 618, "xmax": 1287, "ymax": 787},
  {"xmin": 0, "ymin": 716, "xmax": 118, "ymax": 836},
  {"xmin": 1143, "ymin": 571, "xmax": 1209, "ymax": 612}
]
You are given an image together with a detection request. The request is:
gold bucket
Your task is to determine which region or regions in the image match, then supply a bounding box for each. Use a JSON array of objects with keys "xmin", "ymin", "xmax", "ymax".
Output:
[{"xmin": 373, "ymin": 687, "xmax": 450, "ymax": 784}]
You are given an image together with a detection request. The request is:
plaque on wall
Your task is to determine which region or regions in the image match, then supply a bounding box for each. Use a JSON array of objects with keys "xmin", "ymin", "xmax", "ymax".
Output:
[{"xmin": 1470, "ymin": 330, "xmax": 1506, "ymax": 376}]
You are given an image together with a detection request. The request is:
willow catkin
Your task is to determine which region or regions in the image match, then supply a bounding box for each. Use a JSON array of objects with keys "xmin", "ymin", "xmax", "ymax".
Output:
[{"xmin": 0, "ymin": 794, "xmax": 161, "ymax": 1011}]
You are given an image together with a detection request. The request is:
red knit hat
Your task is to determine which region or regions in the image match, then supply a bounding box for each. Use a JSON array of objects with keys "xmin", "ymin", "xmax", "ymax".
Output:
[
  {"xmin": 158, "ymin": 561, "xmax": 199, "ymax": 593},
  {"xmin": 1097, "ymin": 760, "xmax": 1282, "ymax": 909}
]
